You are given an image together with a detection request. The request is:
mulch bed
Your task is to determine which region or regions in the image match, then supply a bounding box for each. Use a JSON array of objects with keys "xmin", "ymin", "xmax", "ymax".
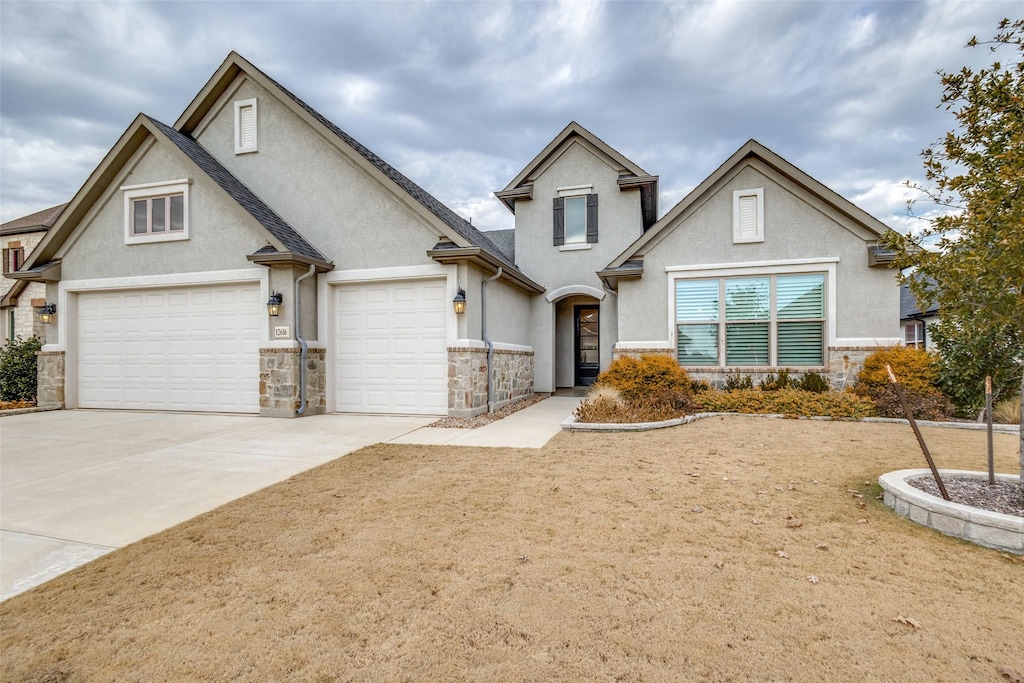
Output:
[{"xmin": 908, "ymin": 476, "xmax": 1024, "ymax": 517}]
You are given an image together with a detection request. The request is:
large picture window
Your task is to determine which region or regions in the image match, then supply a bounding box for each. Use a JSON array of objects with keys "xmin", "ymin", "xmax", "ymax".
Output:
[{"xmin": 676, "ymin": 273, "xmax": 825, "ymax": 367}]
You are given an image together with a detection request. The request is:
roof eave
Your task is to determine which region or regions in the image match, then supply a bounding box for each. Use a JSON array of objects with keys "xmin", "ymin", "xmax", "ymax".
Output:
[
  {"xmin": 246, "ymin": 250, "xmax": 334, "ymax": 273},
  {"xmin": 427, "ymin": 246, "xmax": 544, "ymax": 294}
]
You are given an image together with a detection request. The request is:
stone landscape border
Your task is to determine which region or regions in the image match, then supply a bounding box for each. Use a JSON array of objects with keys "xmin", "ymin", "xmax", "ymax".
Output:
[{"xmin": 879, "ymin": 469, "xmax": 1023, "ymax": 554}]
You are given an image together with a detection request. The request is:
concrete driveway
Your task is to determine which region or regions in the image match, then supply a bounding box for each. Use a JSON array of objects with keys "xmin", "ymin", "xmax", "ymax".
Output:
[{"xmin": 1, "ymin": 410, "xmax": 433, "ymax": 600}]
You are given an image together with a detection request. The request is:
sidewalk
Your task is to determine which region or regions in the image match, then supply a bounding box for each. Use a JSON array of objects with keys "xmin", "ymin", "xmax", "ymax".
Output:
[{"xmin": 387, "ymin": 396, "xmax": 582, "ymax": 449}]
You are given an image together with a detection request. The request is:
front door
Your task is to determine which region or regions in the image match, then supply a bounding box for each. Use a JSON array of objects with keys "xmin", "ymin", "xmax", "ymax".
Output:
[{"xmin": 574, "ymin": 305, "xmax": 600, "ymax": 386}]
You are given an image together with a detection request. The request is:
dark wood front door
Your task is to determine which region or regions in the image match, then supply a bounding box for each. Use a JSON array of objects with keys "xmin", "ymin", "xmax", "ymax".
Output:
[{"xmin": 575, "ymin": 305, "xmax": 599, "ymax": 386}]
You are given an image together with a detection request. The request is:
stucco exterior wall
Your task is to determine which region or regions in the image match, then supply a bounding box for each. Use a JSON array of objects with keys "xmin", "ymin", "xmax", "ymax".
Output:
[
  {"xmin": 617, "ymin": 164, "xmax": 899, "ymax": 348},
  {"xmin": 58, "ymin": 143, "xmax": 267, "ymax": 281},
  {"xmin": 194, "ymin": 77, "xmax": 443, "ymax": 271}
]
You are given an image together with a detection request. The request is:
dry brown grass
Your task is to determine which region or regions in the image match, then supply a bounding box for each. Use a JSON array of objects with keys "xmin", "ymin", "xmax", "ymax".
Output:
[{"xmin": 2, "ymin": 418, "xmax": 1022, "ymax": 682}]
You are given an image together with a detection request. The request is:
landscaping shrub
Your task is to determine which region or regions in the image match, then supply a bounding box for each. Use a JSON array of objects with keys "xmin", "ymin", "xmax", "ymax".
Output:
[
  {"xmin": 0, "ymin": 336, "xmax": 42, "ymax": 403},
  {"xmin": 595, "ymin": 354, "xmax": 694, "ymax": 402},
  {"xmin": 759, "ymin": 369, "xmax": 795, "ymax": 391},
  {"xmin": 797, "ymin": 372, "xmax": 831, "ymax": 394},
  {"xmin": 991, "ymin": 398, "xmax": 1019, "ymax": 425},
  {"xmin": 575, "ymin": 388, "xmax": 694, "ymax": 424},
  {"xmin": 723, "ymin": 372, "xmax": 753, "ymax": 391},
  {"xmin": 697, "ymin": 388, "xmax": 876, "ymax": 419},
  {"xmin": 854, "ymin": 346, "xmax": 942, "ymax": 396},
  {"xmin": 853, "ymin": 346, "xmax": 953, "ymax": 420}
]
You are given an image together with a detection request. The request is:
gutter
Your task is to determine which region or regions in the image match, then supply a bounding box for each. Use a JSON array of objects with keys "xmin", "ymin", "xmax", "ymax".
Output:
[
  {"xmin": 294, "ymin": 264, "xmax": 316, "ymax": 416},
  {"xmin": 482, "ymin": 267, "xmax": 503, "ymax": 413}
]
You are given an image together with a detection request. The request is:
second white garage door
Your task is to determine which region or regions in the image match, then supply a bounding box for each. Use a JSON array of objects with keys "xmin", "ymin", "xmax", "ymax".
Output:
[
  {"xmin": 77, "ymin": 283, "xmax": 261, "ymax": 413},
  {"xmin": 334, "ymin": 279, "xmax": 447, "ymax": 415}
]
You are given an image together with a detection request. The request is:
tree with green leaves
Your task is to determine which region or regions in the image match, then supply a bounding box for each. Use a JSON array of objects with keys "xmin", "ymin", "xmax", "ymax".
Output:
[{"xmin": 884, "ymin": 18, "xmax": 1023, "ymax": 486}]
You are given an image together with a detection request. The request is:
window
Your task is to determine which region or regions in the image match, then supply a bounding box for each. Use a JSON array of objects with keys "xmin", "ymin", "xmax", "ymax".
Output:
[
  {"xmin": 234, "ymin": 98, "xmax": 258, "ymax": 154},
  {"xmin": 903, "ymin": 321, "xmax": 924, "ymax": 349},
  {"xmin": 553, "ymin": 187, "xmax": 598, "ymax": 247},
  {"xmin": 676, "ymin": 273, "xmax": 825, "ymax": 367},
  {"xmin": 733, "ymin": 188, "xmax": 764, "ymax": 243},
  {"xmin": 122, "ymin": 179, "xmax": 190, "ymax": 244},
  {"xmin": 3, "ymin": 246, "xmax": 24, "ymax": 274}
]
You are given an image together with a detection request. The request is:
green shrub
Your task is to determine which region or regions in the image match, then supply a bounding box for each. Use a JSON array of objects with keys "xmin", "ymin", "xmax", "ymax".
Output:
[
  {"xmin": 797, "ymin": 372, "xmax": 831, "ymax": 394},
  {"xmin": 595, "ymin": 354, "xmax": 694, "ymax": 402},
  {"xmin": 697, "ymin": 388, "xmax": 876, "ymax": 419},
  {"xmin": 760, "ymin": 369, "xmax": 795, "ymax": 391},
  {"xmin": 0, "ymin": 336, "xmax": 42, "ymax": 402},
  {"xmin": 723, "ymin": 372, "xmax": 753, "ymax": 391}
]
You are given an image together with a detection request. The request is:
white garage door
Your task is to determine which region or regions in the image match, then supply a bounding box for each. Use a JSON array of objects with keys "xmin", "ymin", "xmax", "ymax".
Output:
[
  {"xmin": 77, "ymin": 283, "xmax": 261, "ymax": 412},
  {"xmin": 334, "ymin": 279, "xmax": 447, "ymax": 415}
]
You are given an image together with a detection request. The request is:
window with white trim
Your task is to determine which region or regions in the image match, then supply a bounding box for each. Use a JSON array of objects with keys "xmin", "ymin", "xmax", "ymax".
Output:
[
  {"xmin": 234, "ymin": 98, "xmax": 258, "ymax": 154},
  {"xmin": 903, "ymin": 321, "xmax": 924, "ymax": 349},
  {"xmin": 733, "ymin": 188, "xmax": 764, "ymax": 243},
  {"xmin": 676, "ymin": 272, "xmax": 825, "ymax": 367},
  {"xmin": 122, "ymin": 180, "xmax": 190, "ymax": 244}
]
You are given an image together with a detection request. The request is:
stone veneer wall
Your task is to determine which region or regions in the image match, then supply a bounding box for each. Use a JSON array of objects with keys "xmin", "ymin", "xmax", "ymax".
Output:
[
  {"xmin": 36, "ymin": 350, "xmax": 65, "ymax": 408},
  {"xmin": 259, "ymin": 348, "xmax": 326, "ymax": 417},
  {"xmin": 448, "ymin": 347, "xmax": 534, "ymax": 417},
  {"xmin": 611, "ymin": 346, "xmax": 875, "ymax": 390}
]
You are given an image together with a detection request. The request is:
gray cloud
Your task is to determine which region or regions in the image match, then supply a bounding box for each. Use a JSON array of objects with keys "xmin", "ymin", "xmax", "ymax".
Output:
[{"xmin": 1, "ymin": 0, "xmax": 1018, "ymax": 230}]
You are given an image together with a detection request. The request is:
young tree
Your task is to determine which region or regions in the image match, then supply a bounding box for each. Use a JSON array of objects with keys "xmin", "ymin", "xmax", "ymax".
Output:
[{"xmin": 885, "ymin": 18, "xmax": 1024, "ymax": 485}]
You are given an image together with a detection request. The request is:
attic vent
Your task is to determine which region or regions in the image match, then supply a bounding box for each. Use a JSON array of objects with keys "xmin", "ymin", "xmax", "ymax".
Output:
[
  {"xmin": 234, "ymin": 98, "xmax": 258, "ymax": 154},
  {"xmin": 733, "ymin": 188, "xmax": 764, "ymax": 243}
]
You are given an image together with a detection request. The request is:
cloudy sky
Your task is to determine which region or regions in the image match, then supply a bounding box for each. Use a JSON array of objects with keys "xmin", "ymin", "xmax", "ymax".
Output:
[{"xmin": 0, "ymin": 1, "xmax": 1017, "ymax": 233}]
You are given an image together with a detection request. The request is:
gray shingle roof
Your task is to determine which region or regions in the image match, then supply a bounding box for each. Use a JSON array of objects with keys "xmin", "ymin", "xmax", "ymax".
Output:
[
  {"xmin": 484, "ymin": 229, "xmax": 515, "ymax": 262},
  {"xmin": 900, "ymin": 278, "xmax": 939, "ymax": 319},
  {"xmin": 1, "ymin": 203, "xmax": 67, "ymax": 234},
  {"xmin": 255, "ymin": 69, "xmax": 522, "ymax": 275},
  {"xmin": 146, "ymin": 116, "xmax": 330, "ymax": 264}
]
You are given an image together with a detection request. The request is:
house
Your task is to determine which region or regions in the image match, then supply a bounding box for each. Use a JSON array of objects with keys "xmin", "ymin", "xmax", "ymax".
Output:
[
  {"xmin": 1, "ymin": 203, "xmax": 66, "ymax": 344},
  {"xmin": 12, "ymin": 52, "xmax": 899, "ymax": 417},
  {"xmin": 900, "ymin": 279, "xmax": 940, "ymax": 350}
]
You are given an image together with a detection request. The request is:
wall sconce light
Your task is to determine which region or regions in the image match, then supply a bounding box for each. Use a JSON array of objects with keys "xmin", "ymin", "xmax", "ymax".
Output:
[
  {"xmin": 267, "ymin": 291, "xmax": 283, "ymax": 317},
  {"xmin": 37, "ymin": 303, "xmax": 57, "ymax": 324},
  {"xmin": 452, "ymin": 288, "xmax": 466, "ymax": 315}
]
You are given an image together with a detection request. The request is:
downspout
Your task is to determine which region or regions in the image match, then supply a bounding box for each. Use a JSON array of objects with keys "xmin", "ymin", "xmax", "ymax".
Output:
[
  {"xmin": 294, "ymin": 264, "xmax": 316, "ymax": 416},
  {"xmin": 482, "ymin": 267, "xmax": 503, "ymax": 413},
  {"xmin": 601, "ymin": 279, "xmax": 617, "ymax": 370}
]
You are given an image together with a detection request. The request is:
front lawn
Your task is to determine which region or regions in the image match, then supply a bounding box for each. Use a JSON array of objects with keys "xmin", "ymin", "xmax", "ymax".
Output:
[{"xmin": 2, "ymin": 418, "xmax": 1021, "ymax": 681}]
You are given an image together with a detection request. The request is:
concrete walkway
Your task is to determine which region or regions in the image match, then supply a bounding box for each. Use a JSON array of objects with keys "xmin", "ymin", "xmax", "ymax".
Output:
[
  {"xmin": 1, "ymin": 396, "xmax": 579, "ymax": 601},
  {"xmin": 387, "ymin": 396, "xmax": 581, "ymax": 448}
]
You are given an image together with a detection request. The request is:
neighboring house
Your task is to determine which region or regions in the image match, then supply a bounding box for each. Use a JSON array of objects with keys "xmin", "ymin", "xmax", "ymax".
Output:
[
  {"xmin": 12, "ymin": 53, "xmax": 899, "ymax": 417},
  {"xmin": 900, "ymin": 280, "xmax": 940, "ymax": 350},
  {"xmin": 1, "ymin": 204, "xmax": 66, "ymax": 344}
]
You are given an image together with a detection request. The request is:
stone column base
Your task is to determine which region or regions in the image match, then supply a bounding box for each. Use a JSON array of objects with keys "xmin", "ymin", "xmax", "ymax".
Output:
[
  {"xmin": 447, "ymin": 346, "xmax": 534, "ymax": 417},
  {"xmin": 36, "ymin": 350, "xmax": 65, "ymax": 408},
  {"xmin": 259, "ymin": 348, "xmax": 326, "ymax": 418}
]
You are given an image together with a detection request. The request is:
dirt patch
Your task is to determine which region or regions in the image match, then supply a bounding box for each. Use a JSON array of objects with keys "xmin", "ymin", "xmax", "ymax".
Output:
[{"xmin": 2, "ymin": 418, "xmax": 1022, "ymax": 681}]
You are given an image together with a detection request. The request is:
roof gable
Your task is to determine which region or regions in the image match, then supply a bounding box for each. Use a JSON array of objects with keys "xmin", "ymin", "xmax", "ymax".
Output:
[
  {"xmin": 22, "ymin": 114, "xmax": 328, "ymax": 271},
  {"xmin": 175, "ymin": 52, "xmax": 521, "ymax": 278},
  {"xmin": 1, "ymin": 203, "xmax": 67, "ymax": 236},
  {"xmin": 605, "ymin": 139, "xmax": 894, "ymax": 271}
]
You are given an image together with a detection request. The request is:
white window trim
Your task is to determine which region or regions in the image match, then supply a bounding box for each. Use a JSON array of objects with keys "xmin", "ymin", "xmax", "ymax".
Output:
[
  {"xmin": 559, "ymin": 243, "xmax": 592, "ymax": 252},
  {"xmin": 557, "ymin": 184, "xmax": 593, "ymax": 197},
  {"xmin": 234, "ymin": 98, "xmax": 258, "ymax": 154},
  {"xmin": 666, "ymin": 259, "xmax": 838, "ymax": 366},
  {"xmin": 121, "ymin": 179, "xmax": 190, "ymax": 245},
  {"xmin": 733, "ymin": 188, "xmax": 764, "ymax": 244}
]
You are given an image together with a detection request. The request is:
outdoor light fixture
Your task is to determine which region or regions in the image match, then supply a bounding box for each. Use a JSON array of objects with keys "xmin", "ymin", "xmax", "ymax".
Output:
[
  {"xmin": 37, "ymin": 303, "xmax": 57, "ymax": 324},
  {"xmin": 267, "ymin": 291, "xmax": 283, "ymax": 317},
  {"xmin": 452, "ymin": 288, "xmax": 466, "ymax": 315}
]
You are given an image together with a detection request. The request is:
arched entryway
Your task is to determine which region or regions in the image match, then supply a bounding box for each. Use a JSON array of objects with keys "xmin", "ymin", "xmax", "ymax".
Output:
[{"xmin": 547, "ymin": 285, "xmax": 606, "ymax": 389}]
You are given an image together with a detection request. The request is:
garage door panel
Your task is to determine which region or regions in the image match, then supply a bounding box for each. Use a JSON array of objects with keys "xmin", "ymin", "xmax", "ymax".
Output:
[
  {"xmin": 77, "ymin": 283, "xmax": 259, "ymax": 413},
  {"xmin": 334, "ymin": 278, "xmax": 447, "ymax": 415}
]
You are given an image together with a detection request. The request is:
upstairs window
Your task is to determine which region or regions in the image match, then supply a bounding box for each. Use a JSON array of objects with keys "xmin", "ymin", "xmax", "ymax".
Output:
[
  {"xmin": 3, "ymin": 245, "xmax": 24, "ymax": 274},
  {"xmin": 234, "ymin": 98, "xmax": 258, "ymax": 154},
  {"xmin": 122, "ymin": 179, "xmax": 190, "ymax": 244},
  {"xmin": 553, "ymin": 185, "xmax": 598, "ymax": 248},
  {"xmin": 733, "ymin": 188, "xmax": 764, "ymax": 243}
]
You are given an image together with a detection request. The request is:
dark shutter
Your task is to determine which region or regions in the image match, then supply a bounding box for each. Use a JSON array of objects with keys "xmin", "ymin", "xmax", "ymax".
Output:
[
  {"xmin": 553, "ymin": 197, "xmax": 565, "ymax": 246},
  {"xmin": 586, "ymin": 194, "xmax": 599, "ymax": 243},
  {"xmin": 1, "ymin": 249, "xmax": 9, "ymax": 274}
]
